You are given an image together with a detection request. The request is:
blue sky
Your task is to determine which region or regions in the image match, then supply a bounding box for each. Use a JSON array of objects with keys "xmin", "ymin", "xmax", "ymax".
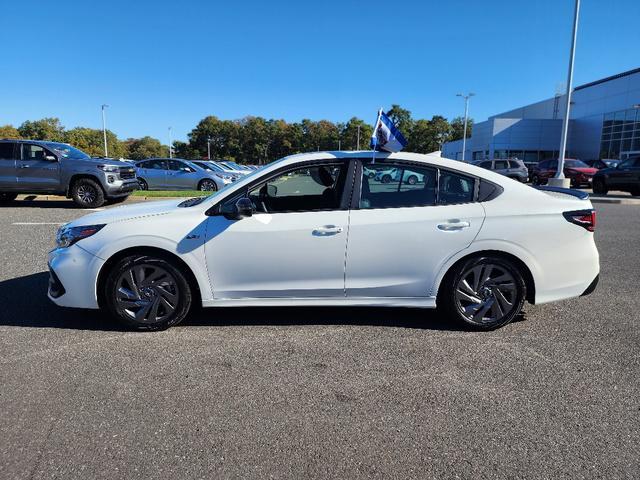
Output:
[{"xmin": 1, "ymin": 0, "xmax": 639, "ymax": 141}]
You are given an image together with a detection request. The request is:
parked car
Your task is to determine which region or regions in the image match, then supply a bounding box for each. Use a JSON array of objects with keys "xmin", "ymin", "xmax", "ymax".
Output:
[
  {"xmin": 135, "ymin": 158, "xmax": 233, "ymax": 191},
  {"xmin": 592, "ymin": 156, "xmax": 640, "ymax": 196},
  {"xmin": 220, "ymin": 160, "xmax": 252, "ymax": 172},
  {"xmin": 190, "ymin": 160, "xmax": 240, "ymax": 181},
  {"xmin": 584, "ymin": 159, "xmax": 621, "ymax": 170},
  {"xmin": 374, "ymin": 167, "xmax": 424, "ymax": 184},
  {"xmin": 0, "ymin": 139, "xmax": 137, "ymax": 208},
  {"xmin": 48, "ymin": 151, "xmax": 599, "ymax": 332},
  {"xmin": 209, "ymin": 160, "xmax": 248, "ymax": 176},
  {"xmin": 531, "ymin": 159, "xmax": 598, "ymax": 187},
  {"xmin": 476, "ymin": 159, "xmax": 528, "ymax": 182}
]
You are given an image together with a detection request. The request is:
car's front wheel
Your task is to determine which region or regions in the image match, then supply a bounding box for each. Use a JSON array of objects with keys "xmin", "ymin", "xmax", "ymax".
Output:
[
  {"xmin": 71, "ymin": 178, "xmax": 105, "ymax": 208},
  {"xmin": 406, "ymin": 175, "xmax": 418, "ymax": 185},
  {"xmin": 440, "ymin": 256, "xmax": 526, "ymax": 330},
  {"xmin": 0, "ymin": 193, "xmax": 18, "ymax": 204},
  {"xmin": 104, "ymin": 255, "xmax": 192, "ymax": 330},
  {"xmin": 592, "ymin": 178, "xmax": 608, "ymax": 195},
  {"xmin": 381, "ymin": 174, "xmax": 392, "ymax": 184}
]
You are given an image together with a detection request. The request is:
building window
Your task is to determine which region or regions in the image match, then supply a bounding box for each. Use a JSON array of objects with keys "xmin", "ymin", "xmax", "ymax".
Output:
[{"xmin": 600, "ymin": 108, "xmax": 640, "ymax": 159}]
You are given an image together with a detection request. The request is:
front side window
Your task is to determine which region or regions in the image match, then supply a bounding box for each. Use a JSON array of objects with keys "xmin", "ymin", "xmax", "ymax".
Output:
[
  {"xmin": 361, "ymin": 162, "xmax": 437, "ymax": 209},
  {"xmin": 22, "ymin": 144, "xmax": 53, "ymax": 161},
  {"xmin": 248, "ymin": 163, "xmax": 346, "ymax": 213},
  {"xmin": 438, "ymin": 171, "xmax": 475, "ymax": 205}
]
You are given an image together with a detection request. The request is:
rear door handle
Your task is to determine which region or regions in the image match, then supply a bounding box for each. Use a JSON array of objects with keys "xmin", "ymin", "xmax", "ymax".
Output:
[
  {"xmin": 437, "ymin": 220, "xmax": 471, "ymax": 231},
  {"xmin": 312, "ymin": 225, "xmax": 343, "ymax": 236}
]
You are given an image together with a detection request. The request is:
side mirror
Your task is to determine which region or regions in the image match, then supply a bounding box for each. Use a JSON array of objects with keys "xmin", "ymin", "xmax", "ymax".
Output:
[
  {"xmin": 45, "ymin": 155, "xmax": 57, "ymax": 162},
  {"xmin": 222, "ymin": 197, "xmax": 255, "ymax": 220}
]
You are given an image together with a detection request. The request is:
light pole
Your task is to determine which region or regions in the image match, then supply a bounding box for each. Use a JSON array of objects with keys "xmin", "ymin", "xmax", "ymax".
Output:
[
  {"xmin": 551, "ymin": 0, "xmax": 580, "ymax": 188},
  {"xmin": 168, "ymin": 127, "xmax": 173, "ymax": 159},
  {"xmin": 456, "ymin": 93, "xmax": 474, "ymax": 162},
  {"xmin": 207, "ymin": 137, "xmax": 212, "ymax": 160},
  {"xmin": 101, "ymin": 104, "xmax": 109, "ymax": 157}
]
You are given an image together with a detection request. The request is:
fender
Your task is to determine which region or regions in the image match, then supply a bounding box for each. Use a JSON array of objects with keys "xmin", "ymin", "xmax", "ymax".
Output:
[{"xmin": 429, "ymin": 239, "xmax": 543, "ymax": 300}]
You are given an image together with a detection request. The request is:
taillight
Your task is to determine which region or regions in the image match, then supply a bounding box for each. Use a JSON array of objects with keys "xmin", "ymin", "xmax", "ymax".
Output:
[{"xmin": 563, "ymin": 209, "xmax": 596, "ymax": 232}]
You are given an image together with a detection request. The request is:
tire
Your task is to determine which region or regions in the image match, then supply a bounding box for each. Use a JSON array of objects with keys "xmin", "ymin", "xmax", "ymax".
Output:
[
  {"xmin": 630, "ymin": 188, "xmax": 640, "ymax": 197},
  {"xmin": 531, "ymin": 175, "xmax": 540, "ymax": 185},
  {"xmin": 103, "ymin": 255, "xmax": 192, "ymax": 330},
  {"xmin": 407, "ymin": 175, "xmax": 418, "ymax": 185},
  {"xmin": 198, "ymin": 179, "xmax": 217, "ymax": 192},
  {"xmin": 592, "ymin": 178, "xmax": 608, "ymax": 195},
  {"xmin": 0, "ymin": 193, "xmax": 18, "ymax": 204},
  {"xmin": 381, "ymin": 174, "xmax": 392, "ymax": 184},
  {"xmin": 71, "ymin": 178, "xmax": 105, "ymax": 208},
  {"xmin": 439, "ymin": 256, "xmax": 526, "ymax": 330},
  {"xmin": 138, "ymin": 178, "xmax": 148, "ymax": 190}
]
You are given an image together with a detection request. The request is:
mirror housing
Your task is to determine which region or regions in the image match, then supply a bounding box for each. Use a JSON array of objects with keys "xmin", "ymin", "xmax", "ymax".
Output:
[
  {"xmin": 222, "ymin": 197, "xmax": 255, "ymax": 220},
  {"xmin": 44, "ymin": 155, "xmax": 57, "ymax": 161}
]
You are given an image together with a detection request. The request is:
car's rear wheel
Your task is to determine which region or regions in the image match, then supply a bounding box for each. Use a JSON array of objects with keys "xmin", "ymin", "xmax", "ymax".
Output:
[
  {"xmin": 0, "ymin": 193, "xmax": 18, "ymax": 204},
  {"xmin": 104, "ymin": 255, "xmax": 192, "ymax": 330},
  {"xmin": 531, "ymin": 174, "xmax": 540, "ymax": 185},
  {"xmin": 440, "ymin": 256, "xmax": 526, "ymax": 330},
  {"xmin": 381, "ymin": 174, "xmax": 392, "ymax": 184},
  {"xmin": 407, "ymin": 175, "xmax": 418, "ymax": 185},
  {"xmin": 198, "ymin": 179, "xmax": 217, "ymax": 191},
  {"xmin": 592, "ymin": 178, "xmax": 608, "ymax": 195},
  {"xmin": 71, "ymin": 178, "xmax": 105, "ymax": 208},
  {"xmin": 630, "ymin": 187, "xmax": 640, "ymax": 197}
]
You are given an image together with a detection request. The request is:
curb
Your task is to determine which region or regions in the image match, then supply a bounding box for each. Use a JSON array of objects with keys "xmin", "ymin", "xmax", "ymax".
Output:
[{"xmin": 590, "ymin": 197, "xmax": 640, "ymax": 205}]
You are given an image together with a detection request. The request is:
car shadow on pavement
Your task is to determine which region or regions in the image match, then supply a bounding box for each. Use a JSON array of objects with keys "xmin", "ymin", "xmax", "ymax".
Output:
[
  {"xmin": 5, "ymin": 199, "xmax": 80, "ymax": 209},
  {"xmin": 0, "ymin": 272, "xmax": 526, "ymax": 332}
]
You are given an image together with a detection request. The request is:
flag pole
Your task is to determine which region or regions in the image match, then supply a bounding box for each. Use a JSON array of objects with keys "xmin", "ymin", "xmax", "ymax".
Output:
[{"xmin": 372, "ymin": 108, "xmax": 382, "ymax": 164}]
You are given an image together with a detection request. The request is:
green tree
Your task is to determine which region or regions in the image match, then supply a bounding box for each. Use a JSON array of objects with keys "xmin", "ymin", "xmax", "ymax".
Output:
[
  {"xmin": 64, "ymin": 127, "xmax": 126, "ymax": 158},
  {"xmin": 0, "ymin": 125, "xmax": 21, "ymax": 139},
  {"xmin": 450, "ymin": 116, "xmax": 473, "ymax": 141},
  {"xmin": 18, "ymin": 118, "xmax": 65, "ymax": 141},
  {"xmin": 188, "ymin": 116, "xmax": 241, "ymax": 161},
  {"xmin": 407, "ymin": 115, "xmax": 452, "ymax": 154},
  {"xmin": 385, "ymin": 105, "xmax": 414, "ymax": 137},
  {"xmin": 341, "ymin": 117, "xmax": 373, "ymax": 151},
  {"xmin": 124, "ymin": 136, "xmax": 167, "ymax": 160}
]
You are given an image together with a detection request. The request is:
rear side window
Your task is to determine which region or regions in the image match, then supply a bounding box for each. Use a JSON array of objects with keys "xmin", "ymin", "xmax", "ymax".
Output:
[
  {"xmin": 144, "ymin": 160, "xmax": 165, "ymax": 170},
  {"xmin": 0, "ymin": 143, "xmax": 14, "ymax": 160},
  {"xmin": 479, "ymin": 161, "xmax": 492, "ymax": 169},
  {"xmin": 494, "ymin": 160, "xmax": 509, "ymax": 170},
  {"xmin": 438, "ymin": 171, "xmax": 475, "ymax": 205},
  {"xmin": 360, "ymin": 163, "xmax": 437, "ymax": 209},
  {"xmin": 508, "ymin": 160, "xmax": 521, "ymax": 168}
]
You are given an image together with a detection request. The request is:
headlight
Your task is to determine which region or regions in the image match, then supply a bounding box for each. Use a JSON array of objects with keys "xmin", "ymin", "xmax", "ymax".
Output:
[
  {"xmin": 56, "ymin": 224, "xmax": 106, "ymax": 248},
  {"xmin": 97, "ymin": 165, "xmax": 120, "ymax": 172}
]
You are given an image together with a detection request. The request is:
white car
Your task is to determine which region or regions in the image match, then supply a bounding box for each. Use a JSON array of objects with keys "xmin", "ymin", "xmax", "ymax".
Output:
[{"xmin": 48, "ymin": 151, "xmax": 599, "ymax": 331}]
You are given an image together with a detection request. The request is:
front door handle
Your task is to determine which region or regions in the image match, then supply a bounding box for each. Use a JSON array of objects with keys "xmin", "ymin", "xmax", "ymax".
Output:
[
  {"xmin": 312, "ymin": 225, "xmax": 343, "ymax": 236},
  {"xmin": 19, "ymin": 165, "xmax": 30, "ymax": 169},
  {"xmin": 437, "ymin": 220, "xmax": 471, "ymax": 231}
]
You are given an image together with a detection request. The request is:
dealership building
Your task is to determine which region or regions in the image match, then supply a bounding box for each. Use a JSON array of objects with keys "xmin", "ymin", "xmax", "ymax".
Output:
[{"xmin": 442, "ymin": 67, "xmax": 640, "ymax": 164}]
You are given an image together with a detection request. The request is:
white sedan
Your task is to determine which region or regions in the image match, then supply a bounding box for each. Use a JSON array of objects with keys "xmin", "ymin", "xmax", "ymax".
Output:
[{"xmin": 48, "ymin": 151, "xmax": 599, "ymax": 330}]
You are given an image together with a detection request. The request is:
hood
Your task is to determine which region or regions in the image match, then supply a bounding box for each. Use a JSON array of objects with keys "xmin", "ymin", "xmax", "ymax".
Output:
[
  {"xmin": 595, "ymin": 166, "xmax": 619, "ymax": 175},
  {"xmin": 65, "ymin": 199, "xmax": 185, "ymax": 228}
]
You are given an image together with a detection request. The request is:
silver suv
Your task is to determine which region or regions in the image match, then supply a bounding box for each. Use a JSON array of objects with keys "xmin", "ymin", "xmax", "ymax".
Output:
[
  {"xmin": 0, "ymin": 140, "xmax": 138, "ymax": 207},
  {"xmin": 476, "ymin": 158, "xmax": 529, "ymax": 183}
]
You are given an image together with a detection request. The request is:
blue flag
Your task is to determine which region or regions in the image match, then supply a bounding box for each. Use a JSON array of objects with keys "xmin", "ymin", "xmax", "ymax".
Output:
[{"xmin": 370, "ymin": 108, "xmax": 408, "ymax": 152}]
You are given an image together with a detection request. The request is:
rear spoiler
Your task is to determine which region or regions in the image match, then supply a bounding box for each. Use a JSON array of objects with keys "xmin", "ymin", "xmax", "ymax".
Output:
[{"xmin": 533, "ymin": 185, "xmax": 590, "ymax": 200}]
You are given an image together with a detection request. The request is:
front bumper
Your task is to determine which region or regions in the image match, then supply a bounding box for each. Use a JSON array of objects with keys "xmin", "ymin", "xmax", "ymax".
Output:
[
  {"xmin": 104, "ymin": 178, "xmax": 139, "ymax": 198},
  {"xmin": 47, "ymin": 244, "xmax": 104, "ymax": 309}
]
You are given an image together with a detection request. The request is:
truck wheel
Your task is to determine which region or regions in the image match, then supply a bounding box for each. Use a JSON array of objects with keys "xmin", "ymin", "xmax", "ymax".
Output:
[
  {"xmin": 71, "ymin": 178, "xmax": 105, "ymax": 208},
  {"xmin": 0, "ymin": 193, "xmax": 18, "ymax": 204}
]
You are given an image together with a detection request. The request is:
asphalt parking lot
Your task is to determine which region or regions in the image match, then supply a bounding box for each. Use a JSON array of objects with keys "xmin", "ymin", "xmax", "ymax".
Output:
[{"xmin": 0, "ymin": 199, "xmax": 638, "ymax": 479}]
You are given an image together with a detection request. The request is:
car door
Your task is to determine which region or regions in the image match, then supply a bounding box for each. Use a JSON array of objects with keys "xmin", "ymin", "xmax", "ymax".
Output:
[
  {"xmin": 17, "ymin": 143, "xmax": 61, "ymax": 191},
  {"xmin": 607, "ymin": 158, "xmax": 635, "ymax": 189},
  {"xmin": 345, "ymin": 161, "xmax": 485, "ymax": 298},
  {"xmin": 138, "ymin": 159, "xmax": 168, "ymax": 190},
  {"xmin": 203, "ymin": 160, "xmax": 352, "ymax": 298},
  {"xmin": 167, "ymin": 160, "xmax": 197, "ymax": 190},
  {"xmin": 0, "ymin": 142, "xmax": 17, "ymax": 190}
]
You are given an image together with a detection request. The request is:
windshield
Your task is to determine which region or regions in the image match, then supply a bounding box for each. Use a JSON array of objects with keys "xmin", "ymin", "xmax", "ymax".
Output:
[
  {"xmin": 565, "ymin": 160, "xmax": 589, "ymax": 168},
  {"xmin": 195, "ymin": 162, "xmax": 214, "ymax": 171},
  {"xmin": 45, "ymin": 143, "xmax": 90, "ymax": 160}
]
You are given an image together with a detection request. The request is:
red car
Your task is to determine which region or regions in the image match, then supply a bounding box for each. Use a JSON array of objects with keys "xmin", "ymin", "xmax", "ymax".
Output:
[{"xmin": 531, "ymin": 159, "xmax": 598, "ymax": 187}]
